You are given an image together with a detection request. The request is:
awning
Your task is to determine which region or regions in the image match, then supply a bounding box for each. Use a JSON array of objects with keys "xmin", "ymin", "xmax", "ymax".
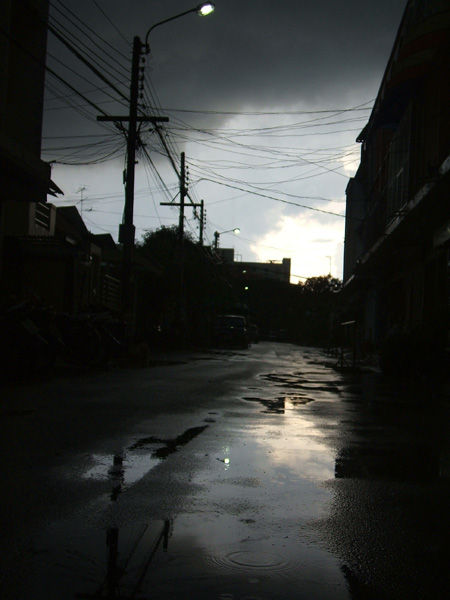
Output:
[{"xmin": 0, "ymin": 136, "xmax": 63, "ymax": 202}]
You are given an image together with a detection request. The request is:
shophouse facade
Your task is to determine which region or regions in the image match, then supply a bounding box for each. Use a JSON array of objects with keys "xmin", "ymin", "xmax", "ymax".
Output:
[{"xmin": 343, "ymin": 0, "xmax": 450, "ymax": 360}]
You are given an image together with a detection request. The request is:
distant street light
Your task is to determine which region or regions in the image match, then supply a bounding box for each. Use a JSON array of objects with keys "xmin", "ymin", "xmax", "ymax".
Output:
[
  {"xmin": 214, "ymin": 228, "xmax": 240, "ymax": 250},
  {"xmin": 99, "ymin": 3, "xmax": 215, "ymax": 318}
]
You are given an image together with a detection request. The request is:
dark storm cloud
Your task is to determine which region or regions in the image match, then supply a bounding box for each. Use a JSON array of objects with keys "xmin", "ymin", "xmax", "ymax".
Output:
[
  {"xmin": 51, "ymin": 0, "xmax": 407, "ymax": 107},
  {"xmin": 127, "ymin": 0, "xmax": 407, "ymax": 112},
  {"xmin": 45, "ymin": 0, "xmax": 407, "ymax": 136}
]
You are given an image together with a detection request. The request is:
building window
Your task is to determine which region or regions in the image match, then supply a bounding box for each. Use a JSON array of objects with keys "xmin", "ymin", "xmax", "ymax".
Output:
[
  {"xmin": 387, "ymin": 106, "xmax": 411, "ymax": 221},
  {"xmin": 35, "ymin": 202, "xmax": 51, "ymax": 230}
]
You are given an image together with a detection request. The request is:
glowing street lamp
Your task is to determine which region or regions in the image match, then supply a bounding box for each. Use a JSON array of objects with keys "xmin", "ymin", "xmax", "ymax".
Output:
[
  {"xmin": 144, "ymin": 3, "xmax": 215, "ymax": 50},
  {"xmin": 214, "ymin": 228, "xmax": 240, "ymax": 249}
]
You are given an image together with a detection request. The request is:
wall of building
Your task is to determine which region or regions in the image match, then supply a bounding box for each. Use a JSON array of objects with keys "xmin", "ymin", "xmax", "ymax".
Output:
[
  {"xmin": 2, "ymin": 201, "xmax": 56, "ymax": 235},
  {"xmin": 1, "ymin": 0, "xmax": 49, "ymax": 154},
  {"xmin": 343, "ymin": 0, "xmax": 450, "ymax": 359},
  {"xmin": 232, "ymin": 258, "xmax": 291, "ymax": 284},
  {"xmin": 0, "ymin": 0, "xmax": 54, "ymax": 204}
]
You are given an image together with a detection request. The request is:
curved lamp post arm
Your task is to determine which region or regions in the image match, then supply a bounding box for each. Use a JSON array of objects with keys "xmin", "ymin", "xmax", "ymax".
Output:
[
  {"xmin": 144, "ymin": 3, "xmax": 215, "ymax": 52},
  {"xmin": 214, "ymin": 228, "xmax": 240, "ymax": 249}
]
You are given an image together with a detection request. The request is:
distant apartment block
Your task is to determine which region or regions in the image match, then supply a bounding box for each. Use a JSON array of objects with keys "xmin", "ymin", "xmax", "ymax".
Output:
[{"xmin": 215, "ymin": 248, "xmax": 291, "ymax": 284}]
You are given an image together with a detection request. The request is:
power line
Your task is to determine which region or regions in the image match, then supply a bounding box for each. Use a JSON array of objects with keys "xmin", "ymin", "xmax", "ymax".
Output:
[
  {"xmin": 48, "ymin": 8, "xmax": 129, "ymax": 83},
  {"xmin": 47, "ymin": 22, "xmax": 129, "ymax": 104},
  {"xmin": 91, "ymin": 0, "xmax": 130, "ymax": 45},
  {"xmin": 197, "ymin": 178, "xmax": 346, "ymax": 218},
  {"xmin": 155, "ymin": 103, "xmax": 375, "ymax": 117},
  {"xmin": 56, "ymin": 0, "xmax": 130, "ymax": 58},
  {"xmin": 44, "ymin": 67, "xmax": 117, "ymax": 120}
]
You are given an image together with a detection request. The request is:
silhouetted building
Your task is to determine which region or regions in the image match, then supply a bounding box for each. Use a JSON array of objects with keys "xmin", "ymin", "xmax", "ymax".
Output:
[
  {"xmin": 215, "ymin": 248, "xmax": 291, "ymax": 283},
  {"xmin": 343, "ymin": 0, "xmax": 450, "ymax": 356},
  {"xmin": 0, "ymin": 0, "xmax": 62, "ymax": 306},
  {"xmin": 0, "ymin": 0, "xmax": 61, "ymax": 203},
  {"xmin": 1, "ymin": 203, "xmax": 103, "ymax": 311}
]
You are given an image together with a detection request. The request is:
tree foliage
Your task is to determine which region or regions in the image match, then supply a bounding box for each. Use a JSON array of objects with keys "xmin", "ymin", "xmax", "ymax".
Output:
[
  {"xmin": 134, "ymin": 227, "xmax": 342, "ymax": 348},
  {"xmin": 299, "ymin": 274, "xmax": 342, "ymax": 294},
  {"xmin": 135, "ymin": 226, "xmax": 234, "ymax": 346}
]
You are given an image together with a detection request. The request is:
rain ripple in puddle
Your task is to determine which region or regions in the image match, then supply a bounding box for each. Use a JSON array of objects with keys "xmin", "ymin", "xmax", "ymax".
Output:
[
  {"xmin": 204, "ymin": 549, "xmax": 297, "ymax": 574},
  {"xmin": 31, "ymin": 515, "xmax": 350, "ymax": 600}
]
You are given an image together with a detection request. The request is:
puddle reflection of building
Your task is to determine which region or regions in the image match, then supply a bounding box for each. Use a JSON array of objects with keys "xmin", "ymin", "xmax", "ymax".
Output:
[{"xmin": 76, "ymin": 520, "xmax": 171, "ymax": 600}]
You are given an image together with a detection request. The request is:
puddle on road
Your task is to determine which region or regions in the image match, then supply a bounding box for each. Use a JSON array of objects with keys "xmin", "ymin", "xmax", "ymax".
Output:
[
  {"xmin": 84, "ymin": 452, "xmax": 161, "ymax": 497},
  {"xmin": 209, "ymin": 418, "xmax": 336, "ymax": 510},
  {"xmin": 31, "ymin": 394, "xmax": 347, "ymax": 599},
  {"xmin": 83, "ymin": 425, "xmax": 208, "ymax": 500},
  {"xmin": 34, "ymin": 427, "xmax": 343, "ymax": 598},
  {"xmin": 32, "ymin": 513, "xmax": 351, "ymax": 600},
  {"xmin": 267, "ymin": 372, "xmax": 341, "ymax": 388},
  {"xmin": 30, "ymin": 365, "xmax": 356, "ymax": 599},
  {"xmin": 243, "ymin": 395, "xmax": 314, "ymax": 414},
  {"xmin": 242, "ymin": 369, "xmax": 343, "ymax": 414}
]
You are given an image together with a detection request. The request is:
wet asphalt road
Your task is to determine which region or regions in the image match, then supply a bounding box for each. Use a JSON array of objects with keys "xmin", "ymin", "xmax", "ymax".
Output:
[{"xmin": 1, "ymin": 342, "xmax": 450, "ymax": 599}]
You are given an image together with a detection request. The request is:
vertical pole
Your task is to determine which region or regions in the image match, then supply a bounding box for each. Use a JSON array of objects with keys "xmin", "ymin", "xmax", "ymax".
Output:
[
  {"xmin": 0, "ymin": 201, "xmax": 4, "ymax": 294},
  {"xmin": 121, "ymin": 35, "xmax": 141, "ymax": 319},
  {"xmin": 199, "ymin": 199, "xmax": 204, "ymax": 246},
  {"xmin": 178, "ymin": 152, "xmax": 186, "ymax": 243},
  {"xmin": 77, "ymin": 186, "xmax": 86, "ymax": 217},
  {"xmin": 177, "ymin": 152, "xmax": 186, "ymax": 345}
]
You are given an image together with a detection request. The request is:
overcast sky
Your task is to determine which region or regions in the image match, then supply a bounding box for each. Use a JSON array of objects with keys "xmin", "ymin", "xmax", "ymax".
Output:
[{"xmin": 42, "ymin": 0, "xmax": 407, "ymax": 281}]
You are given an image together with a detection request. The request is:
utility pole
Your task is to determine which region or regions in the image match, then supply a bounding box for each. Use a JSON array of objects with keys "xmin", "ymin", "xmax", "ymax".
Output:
[
  {"xmin": 96, "ymin": 2, "xmax": 215, "ymax": 323},
  {"xmin": 98, "ymin": 36, "xmax": 168, "ymax": 320},
  {"xmin": 77, "ymin": 186, "xmax": 86, "ymax": 217},
  {"xmin": 121, "ymin": 35, "xmax": 141, "ymax": 316},
  {"xmin": 160, "ymin": 153, "xmax": 203, "ymax": 237},
  {"xmin": 160, "ymin": 153, "xmax": 202, "ymax": 346},
  {"xmin": 199, "ymin": 200, "xmax": 205, "ymax": 246},
  {"xmin": 178, "ymin": 152, "xmax": 186, "ymax": 244},
  {"xmin": 159, "ymin": 152, "xmax": 204, "ymax": 244}
]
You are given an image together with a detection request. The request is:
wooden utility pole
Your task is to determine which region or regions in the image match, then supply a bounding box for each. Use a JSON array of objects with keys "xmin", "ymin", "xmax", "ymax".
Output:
[
  {"xmin": 178, "ymin": 152, "xmax": 186, "ymax": 243},
  {"xmin": 160, "ymin": 153, "xmax": 203, "ymax": 346},
  {"xmin": 199, "ymin": 200, "xmax": 205, "ymax": 246},
  {"xmin": 160, "ymin": 154, "xmax": 203, "ymax": 237},
  {"xmin": 97, "ymin": 36, "xmax": 168, "ymax": 320}
]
